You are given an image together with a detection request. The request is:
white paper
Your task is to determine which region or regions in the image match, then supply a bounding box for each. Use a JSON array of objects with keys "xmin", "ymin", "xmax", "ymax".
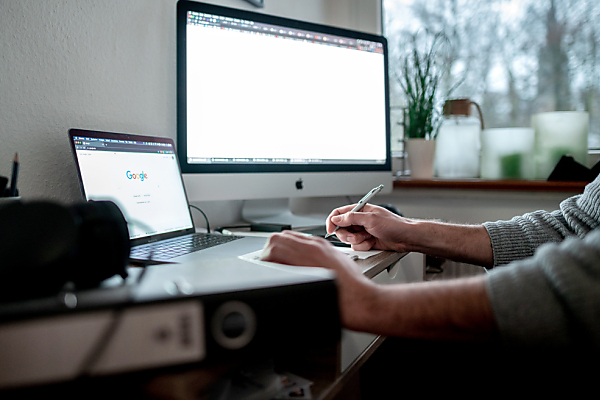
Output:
[{"xmin": 238, "ymin": 247, "xmax": 381, "ymax": 279}]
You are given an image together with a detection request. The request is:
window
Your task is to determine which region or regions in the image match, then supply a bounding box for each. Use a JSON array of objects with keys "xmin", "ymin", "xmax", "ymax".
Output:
[{"xmin": 383, "ymin": 0, "xmax": 600, "ymax": 152}]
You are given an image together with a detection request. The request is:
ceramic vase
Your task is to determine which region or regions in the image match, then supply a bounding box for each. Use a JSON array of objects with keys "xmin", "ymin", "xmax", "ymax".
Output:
[{"xmin": 406, "ymin": 138, "xmax": 435, "ymax": 179}]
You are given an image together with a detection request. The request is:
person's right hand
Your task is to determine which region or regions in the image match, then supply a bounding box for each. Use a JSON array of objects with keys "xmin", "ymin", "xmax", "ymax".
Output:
[
  {"xmin": 326, "ymin": 204, "xmax": 416, "ymax": 252},
  {"xmin": 327, "ymin": 203, "xmax": 494, "ymax": 267}
]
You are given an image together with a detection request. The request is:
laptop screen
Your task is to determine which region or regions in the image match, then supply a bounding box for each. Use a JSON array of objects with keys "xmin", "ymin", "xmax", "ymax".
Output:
[{"xmin": 69, "ymin": 130, "xmax": 194, "ymax": 240}]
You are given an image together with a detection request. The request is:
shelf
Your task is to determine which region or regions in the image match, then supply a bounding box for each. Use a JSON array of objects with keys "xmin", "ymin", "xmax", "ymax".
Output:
[{"xmin": 393, "ymin": 177, "xmax": 589, "ymax": 193}]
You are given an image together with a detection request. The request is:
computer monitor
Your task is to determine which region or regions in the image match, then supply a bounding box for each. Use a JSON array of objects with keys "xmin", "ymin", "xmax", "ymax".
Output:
[{"xmin": 176, "ymin": 1, "xmax": 392, "ymax": 227}]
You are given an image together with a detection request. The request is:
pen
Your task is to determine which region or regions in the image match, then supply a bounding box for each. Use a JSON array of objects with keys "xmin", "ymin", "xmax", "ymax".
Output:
[
  {"xmin": 9, "ymin": 153, "xmax": 19, "ymax": 197},
  {"xmin": 325, "ymin": 184, "xmax": 384, "ymax": 239}
]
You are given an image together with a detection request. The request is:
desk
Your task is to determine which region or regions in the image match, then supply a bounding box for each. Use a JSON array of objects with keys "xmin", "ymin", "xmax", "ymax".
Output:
[
  {"xmin": 169, "ymin": 250, "xmax": 409, "ymax": 400},
  {"xmin": 172, "ymin": 250, "xmax": 409, "ymax": 400},
  {"xmin": 3, "ymin": 250, "xmax": 409, "ymax": 400}
]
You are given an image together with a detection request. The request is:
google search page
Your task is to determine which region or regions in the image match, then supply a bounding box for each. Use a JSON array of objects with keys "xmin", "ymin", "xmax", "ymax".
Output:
[{"xmin": 76, "ymin": 150, "xmax": 193, "ymax": 239}]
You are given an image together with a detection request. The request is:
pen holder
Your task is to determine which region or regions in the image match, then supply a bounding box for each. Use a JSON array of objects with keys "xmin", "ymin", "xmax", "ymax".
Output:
[
  {"xmin": 0, "ymin": 176, "xmax": 18, "ymax": 198},
  {"xmin": 1, "ymin": 189, "xmax": 19, "ymax": 197},
  {"xmin": 0, "ymin": 196, "xmax": 21, "ymax": 210}
]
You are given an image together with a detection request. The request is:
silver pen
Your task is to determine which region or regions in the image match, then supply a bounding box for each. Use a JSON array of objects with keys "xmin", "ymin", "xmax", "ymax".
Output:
[{"xmin": 324, "ymin": 184, "xmax": 384, "ymax": 239}]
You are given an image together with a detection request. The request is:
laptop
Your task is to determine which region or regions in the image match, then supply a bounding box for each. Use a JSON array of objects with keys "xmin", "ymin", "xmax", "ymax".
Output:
[{"xmin": 68, "ymin": 128, "xmax": 263, "ymax": 265}]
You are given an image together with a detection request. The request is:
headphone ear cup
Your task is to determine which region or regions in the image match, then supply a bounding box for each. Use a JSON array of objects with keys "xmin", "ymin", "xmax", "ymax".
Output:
[
  {"xmin": 69, "ymin": 201, "xmax": 130, "ymax": 288},
  {"xmin": 0, "ymin": 201, "xmax": 80, "ymax": 301},
  {"xmin": 0, "ymin": 200, "xmax": 130, "ymax": 301}
]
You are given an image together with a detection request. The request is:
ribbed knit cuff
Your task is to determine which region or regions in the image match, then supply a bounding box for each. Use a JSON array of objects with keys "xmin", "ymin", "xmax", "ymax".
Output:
[{"xmin": 483, "ymin": 220, "xmax": 537, "ymax": 267}]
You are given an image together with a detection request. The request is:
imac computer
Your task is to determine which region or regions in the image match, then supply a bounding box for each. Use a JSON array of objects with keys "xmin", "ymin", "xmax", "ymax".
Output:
[{"xmin": 176, "ymin": 1, "xmax": 392, "ymax": 227}]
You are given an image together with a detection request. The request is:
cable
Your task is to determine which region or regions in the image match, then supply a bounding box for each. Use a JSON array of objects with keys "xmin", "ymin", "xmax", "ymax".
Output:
[
  {"xmin": 76, "ymin": 269, "xmax": 144, "ymax": 377},
  {"xmin": 77, "ymin": 306, "xmax": 126, "ymax": 377},
  {"xmin": 76, "ymin": 217, "xmax": 157, "ymax": 377},
  {"xmin": 189, "ymin": 204, "xmax": 210, "ymax": 233},
  {"xmin": 77, "ymin": 254, "xmax": 152, "ymax": 377}
]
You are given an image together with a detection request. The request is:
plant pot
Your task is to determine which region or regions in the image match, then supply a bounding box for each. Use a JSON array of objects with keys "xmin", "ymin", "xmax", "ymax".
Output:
[{"xmin": 406, "ymin": 139, "xmax": 435, "ymax": 179}]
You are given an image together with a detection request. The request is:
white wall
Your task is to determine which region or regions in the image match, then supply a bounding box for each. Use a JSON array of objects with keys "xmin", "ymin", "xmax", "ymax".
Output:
[{"xmin": 0, "ymin": 0, "xmax": 380, "ymax": 214}]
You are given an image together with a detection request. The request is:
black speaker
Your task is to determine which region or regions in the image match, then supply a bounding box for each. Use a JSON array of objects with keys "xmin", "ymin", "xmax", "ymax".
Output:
[{"xmin": 0, "ymin": 200, "xmax": 130, "ymax": 301}]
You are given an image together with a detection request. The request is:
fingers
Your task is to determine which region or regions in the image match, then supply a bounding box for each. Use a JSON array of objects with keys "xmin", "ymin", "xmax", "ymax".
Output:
[
  {"xmin": 350, "ymin": 237, "xmax": 377, "ymax": 252},
  {"xmin": 326, "ymin": 205, "xmax": 355, "ymax": 233},
  {"xmin": 326, "ymin": 203, "xmax": 379, "ymax": 233},
  {"xmin": 260, "ymin": 231, "xmax": 329, "ymax": 267},
  {"xmin": 333, "ymin": 225, "xmax": 367, "ymax": 242},
  {"xmin": 260, "ymin": 231, "xmax": 373, "ymax": 306},
  {"xmin": 260, "ymin": 230, "xmax": 303, "ymax": 260}
]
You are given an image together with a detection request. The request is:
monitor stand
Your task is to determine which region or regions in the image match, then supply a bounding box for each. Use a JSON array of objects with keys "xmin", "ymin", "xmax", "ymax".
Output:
[{"xmin": 241, "ymin": 198, "xmax": 327, "ymax": 229}]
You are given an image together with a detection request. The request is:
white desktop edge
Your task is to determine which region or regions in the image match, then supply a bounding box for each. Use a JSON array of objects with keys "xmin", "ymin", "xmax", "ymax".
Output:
[{"xmin": 182, "ymin": 171, "xmax": 393, "ymax": 228}]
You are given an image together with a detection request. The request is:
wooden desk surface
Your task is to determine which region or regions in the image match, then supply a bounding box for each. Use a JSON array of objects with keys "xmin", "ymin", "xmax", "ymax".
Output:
[{"xmin": 358, "ymin": 250, "xmax": 406, "ymax": 279}]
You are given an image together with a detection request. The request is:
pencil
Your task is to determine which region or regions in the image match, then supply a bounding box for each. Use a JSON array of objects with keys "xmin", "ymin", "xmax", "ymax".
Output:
[{"xmin": 9, "ymin": 153, "xmax": 19, "ymax": 197}]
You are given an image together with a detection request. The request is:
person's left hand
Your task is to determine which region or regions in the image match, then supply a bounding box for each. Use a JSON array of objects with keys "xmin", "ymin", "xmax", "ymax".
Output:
[{"xmin": 260, "ymin": 231, "xmax": 377, "ymax": 331}]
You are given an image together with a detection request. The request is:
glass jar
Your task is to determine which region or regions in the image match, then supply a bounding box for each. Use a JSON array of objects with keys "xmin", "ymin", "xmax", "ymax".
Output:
[
  {"xmin": 480, "ymin": 128, "xmax": 535, "ymax": 180},
  {"xmin": 434, "ymin": 99, "xmax": 484, "ymax": 178}
]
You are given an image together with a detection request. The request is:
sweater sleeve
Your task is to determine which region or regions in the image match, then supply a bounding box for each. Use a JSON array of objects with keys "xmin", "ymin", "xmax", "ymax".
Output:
[
  {"xmin": 483, "ymin": 209, "xmax": 570, "ymax": 266},
  {"xmin": 482, "ymin": 175, "xmax": 600, "ymax": 267},
  {"xmin": 485, "ymin": 229, "xmax": 600, "ymax": 349}
]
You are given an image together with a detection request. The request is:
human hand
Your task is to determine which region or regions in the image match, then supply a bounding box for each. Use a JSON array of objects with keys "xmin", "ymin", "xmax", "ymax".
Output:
[
  {"xmin": 260, "ymin": 230, "xmax": 377, "ymax": 331},
  {"xmin": 326, "ymin": 204, "xmax": 413, "ymax": 252}
]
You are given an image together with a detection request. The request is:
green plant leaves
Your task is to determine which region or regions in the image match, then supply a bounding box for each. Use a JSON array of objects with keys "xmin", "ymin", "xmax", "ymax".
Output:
[{"xmin": 398, "ymin": 33, "xmax": 447, "ymax": 139}]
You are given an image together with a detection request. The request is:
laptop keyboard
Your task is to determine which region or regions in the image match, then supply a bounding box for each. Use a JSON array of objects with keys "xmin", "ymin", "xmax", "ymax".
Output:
[{"xmin": 130, "ymin": 233, "xmax": 243, "ymax": 260}]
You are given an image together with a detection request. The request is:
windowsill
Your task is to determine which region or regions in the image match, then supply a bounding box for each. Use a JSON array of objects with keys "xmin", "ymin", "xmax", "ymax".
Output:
[{"xmin": 393, "ymin": 177, "xmax": 588, "ymax": 193}]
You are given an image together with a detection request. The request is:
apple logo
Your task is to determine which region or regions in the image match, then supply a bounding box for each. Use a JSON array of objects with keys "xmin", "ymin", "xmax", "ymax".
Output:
[{"xmin": 295, "ymin": 178, "xmax": 303, "ymax": 190}]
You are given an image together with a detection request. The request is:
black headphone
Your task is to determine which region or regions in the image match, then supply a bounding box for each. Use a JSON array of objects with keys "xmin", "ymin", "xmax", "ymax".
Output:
[{"xmin": 0, "ymin": 200, "xmax": 130, "ymax": 302}]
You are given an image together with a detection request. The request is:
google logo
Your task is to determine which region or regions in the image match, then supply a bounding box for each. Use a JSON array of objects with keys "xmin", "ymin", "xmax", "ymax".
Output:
[{"xmin": 126, "ymin": 171, "xmax": 148, "ymax": 181}]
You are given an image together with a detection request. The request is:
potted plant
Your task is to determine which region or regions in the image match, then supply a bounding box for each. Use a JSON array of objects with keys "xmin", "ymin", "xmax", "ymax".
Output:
[{"xmin": 398, "ymin": 32, "xmax": 447, "ymax": 179}]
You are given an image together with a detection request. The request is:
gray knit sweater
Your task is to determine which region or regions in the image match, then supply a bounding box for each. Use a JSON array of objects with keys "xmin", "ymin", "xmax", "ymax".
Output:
[{"xmin": 483, "ymin": 175, "xmax": 600, "ymax": 348}]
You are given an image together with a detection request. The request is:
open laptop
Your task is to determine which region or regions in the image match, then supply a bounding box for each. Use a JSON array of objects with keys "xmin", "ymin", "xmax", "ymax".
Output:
[{"xmin": 68, "ymin": 128, "xmax": 262, "ymax": 265}]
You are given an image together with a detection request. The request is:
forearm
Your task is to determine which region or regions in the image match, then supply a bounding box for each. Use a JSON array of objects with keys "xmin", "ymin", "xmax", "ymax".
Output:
[
  {"xmin": 404, "ymin": 220, "xmax": 494, "ymax": 268},
  {"xmin": 261, "ymin": 230, "xmax": 499, "ymax": 342},
  {"xmin": 350, "ymin": 276, "xmax": 498, "ymax": 341}
]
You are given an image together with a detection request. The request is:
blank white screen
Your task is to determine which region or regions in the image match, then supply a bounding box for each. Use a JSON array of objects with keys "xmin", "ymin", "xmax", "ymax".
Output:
[{"xmin": 185, "ymin": 24, "xmax": 387, "ymax": 162}]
